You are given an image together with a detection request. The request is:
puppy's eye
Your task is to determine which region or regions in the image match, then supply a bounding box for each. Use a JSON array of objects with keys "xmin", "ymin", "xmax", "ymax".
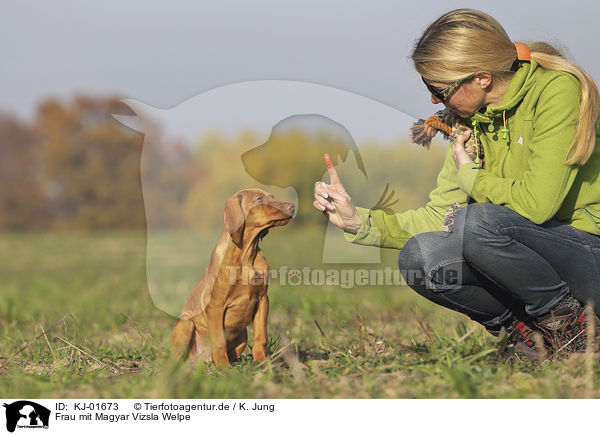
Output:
[{"xmin": 256, "ymin": 197, "xmax": 263, "ymax": 203}]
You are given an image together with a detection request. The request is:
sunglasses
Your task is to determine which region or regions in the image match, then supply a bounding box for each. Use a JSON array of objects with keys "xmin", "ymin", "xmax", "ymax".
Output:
[{"xmin": 421, "ymin": 75, "xmax": 473, "ymax": 101}]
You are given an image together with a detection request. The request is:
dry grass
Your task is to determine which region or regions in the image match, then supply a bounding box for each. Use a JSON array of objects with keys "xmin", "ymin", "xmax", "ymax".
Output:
[{"xmin": 1, "ymin": 232, "xmax": 600, "ymax": 399}]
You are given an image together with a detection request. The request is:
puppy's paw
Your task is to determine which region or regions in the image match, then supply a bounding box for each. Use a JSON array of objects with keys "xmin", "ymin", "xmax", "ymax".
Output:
[
  {"xmin": 253, "ymin": 349, "xmax": 267, "ymax": 362},
  {"xmin": 212, "ymin": 351, "xmax": 233, "ymax": 368},
  {"xmin": 214, "ymin": 359, "xmax": 233, "ymax": 369}
]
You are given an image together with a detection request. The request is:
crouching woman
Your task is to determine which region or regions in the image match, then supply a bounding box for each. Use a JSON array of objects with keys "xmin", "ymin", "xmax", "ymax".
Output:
[{"xmin": 314, "ymin": 9, "xmax": 600, "ymax": 360}]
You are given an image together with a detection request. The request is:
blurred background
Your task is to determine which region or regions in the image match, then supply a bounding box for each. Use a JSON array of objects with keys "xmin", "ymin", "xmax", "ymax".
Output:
[
  {"xmin": 1, "ymin": 1, "xmax": 599, "ymax": 315},
  {"xmin": 2, "ymin": 0, "xmax": 599, "ymax": 234}
]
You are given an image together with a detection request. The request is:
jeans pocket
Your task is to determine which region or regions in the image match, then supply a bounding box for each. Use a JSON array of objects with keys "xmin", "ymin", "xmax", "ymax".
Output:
[{"xmin": 429, "ymin": 258, "xmax": 465, "ymax": 294}]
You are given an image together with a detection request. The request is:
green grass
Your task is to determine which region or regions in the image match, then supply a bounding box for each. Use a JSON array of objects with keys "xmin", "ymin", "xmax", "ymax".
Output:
[{"xmin": 0, "ymin": 231, "xmax": 598, "ymax": 398}]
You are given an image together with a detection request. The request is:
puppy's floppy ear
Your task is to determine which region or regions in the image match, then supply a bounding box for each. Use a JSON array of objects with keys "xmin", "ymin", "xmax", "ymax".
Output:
[{"xmin": 224, "ymin": 194, "xmax": 244, "ymax": 248}]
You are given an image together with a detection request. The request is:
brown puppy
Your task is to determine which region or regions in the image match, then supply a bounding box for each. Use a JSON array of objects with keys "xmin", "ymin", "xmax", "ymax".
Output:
[{"xmin": 171, "ymin": 188, "xmax": 294, "ymax": 367}]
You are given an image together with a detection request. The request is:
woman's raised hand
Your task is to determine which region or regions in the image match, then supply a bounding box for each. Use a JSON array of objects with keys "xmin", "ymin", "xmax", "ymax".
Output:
[{"xmin": 313, "ymin": 154, "xmax": 363, "ymax": 234}]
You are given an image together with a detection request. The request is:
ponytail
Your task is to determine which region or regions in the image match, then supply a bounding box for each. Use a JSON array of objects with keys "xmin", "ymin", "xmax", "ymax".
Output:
[{"xmin": 528, "ymin": 42, "xmax": 599, "ymax": 165}]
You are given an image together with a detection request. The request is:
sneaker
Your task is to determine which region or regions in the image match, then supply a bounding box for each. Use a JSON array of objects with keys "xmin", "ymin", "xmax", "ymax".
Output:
[
  {"xmin": 534, "ymin": 297, "xmax": 587, "ymax": 358},
  {"xmin": 502, "ymin": 320, "xmax": 545, "ymax": 363}
]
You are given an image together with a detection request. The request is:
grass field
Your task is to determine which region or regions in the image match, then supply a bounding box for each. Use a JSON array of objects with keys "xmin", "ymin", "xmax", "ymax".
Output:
[{"xmin": 1, "ymin": 231, "xmax": 598, "ymax": 399}]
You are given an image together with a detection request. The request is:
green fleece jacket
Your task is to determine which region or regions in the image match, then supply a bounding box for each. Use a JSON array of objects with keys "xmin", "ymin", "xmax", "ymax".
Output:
[{"xmin": 345, "ymin": 60, "xmax": 600, "ymax": 249}]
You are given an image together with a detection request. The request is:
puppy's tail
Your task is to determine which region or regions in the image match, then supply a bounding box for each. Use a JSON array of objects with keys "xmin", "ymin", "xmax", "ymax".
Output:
[{"xmin": 170, "ymin": 318, "xmax": 195, "ymax": 360}]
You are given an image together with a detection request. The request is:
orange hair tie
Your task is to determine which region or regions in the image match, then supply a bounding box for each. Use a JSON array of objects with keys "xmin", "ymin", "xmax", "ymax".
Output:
[{"xmin": 513, "ymin": 42, "xmax": 531, "ymax": 61}]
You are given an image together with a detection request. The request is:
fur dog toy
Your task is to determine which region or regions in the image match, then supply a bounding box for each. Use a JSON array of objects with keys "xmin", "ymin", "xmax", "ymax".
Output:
[
  {"xmin": 410, "ymin": 109, "xmax": 482, "ymax": 162},
  {"xmin": 410, "ymin": 109, "xmax": 485, "ymax": 232}
]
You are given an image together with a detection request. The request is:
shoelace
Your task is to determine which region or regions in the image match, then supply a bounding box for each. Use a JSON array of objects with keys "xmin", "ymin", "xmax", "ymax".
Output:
[{"xmin": 511, "ymin": 322, "xmax": 536, "ymax": 348}]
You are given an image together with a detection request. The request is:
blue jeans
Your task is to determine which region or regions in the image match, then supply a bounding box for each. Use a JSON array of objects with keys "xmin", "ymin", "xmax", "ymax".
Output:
[{"xmin": 398, "ymin": 203, "xmax": 600, "ymax": 332}]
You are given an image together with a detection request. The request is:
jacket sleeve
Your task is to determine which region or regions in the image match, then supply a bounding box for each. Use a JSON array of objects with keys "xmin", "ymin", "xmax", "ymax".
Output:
[
  {"xmin": 456, "ymin": 75, "xmax": 581, "ymax": 224},
  {"xmin": 343, "ymin": 142, "xmax": 469, "ymax": 249}
]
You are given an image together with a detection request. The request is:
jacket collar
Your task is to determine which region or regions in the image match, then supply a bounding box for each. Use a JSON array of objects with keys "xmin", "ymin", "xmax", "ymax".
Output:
[{"xmin": 470, "ymin": 60, "xmax": 538, "ymax": 123}]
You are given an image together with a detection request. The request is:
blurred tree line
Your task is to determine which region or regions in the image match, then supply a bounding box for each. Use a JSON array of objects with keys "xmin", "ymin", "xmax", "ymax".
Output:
[{"xmin": 0, "ymin": 96, "xmax": 446, "ymax": 232}]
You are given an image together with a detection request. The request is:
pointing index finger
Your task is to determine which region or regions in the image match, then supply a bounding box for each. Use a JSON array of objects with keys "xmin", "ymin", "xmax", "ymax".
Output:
[{"xmin": 324, "ymin": 153, "xmax": 342, "ymax": 185}]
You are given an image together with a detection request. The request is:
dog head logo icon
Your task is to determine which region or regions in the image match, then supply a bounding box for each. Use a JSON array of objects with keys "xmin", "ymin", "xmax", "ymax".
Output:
[
  {"xmin": 114, "ymin": 80, "xmax": 431, "ymax": 316},
  {"xmin": 3, "ymin": 401, "xmax": 50, "ymax": 433}
]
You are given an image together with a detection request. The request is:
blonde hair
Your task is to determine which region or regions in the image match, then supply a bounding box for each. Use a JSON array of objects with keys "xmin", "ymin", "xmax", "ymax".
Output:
[{"xmin": 412, "ymin": 9, "xmax": 599, "ymax": 165}]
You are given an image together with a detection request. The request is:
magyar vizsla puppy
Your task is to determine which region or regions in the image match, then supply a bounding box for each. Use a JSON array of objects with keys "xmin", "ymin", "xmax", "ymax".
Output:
[{"xmin": 171, "ymin": 188, "xmax": 294, "ymax": 367}]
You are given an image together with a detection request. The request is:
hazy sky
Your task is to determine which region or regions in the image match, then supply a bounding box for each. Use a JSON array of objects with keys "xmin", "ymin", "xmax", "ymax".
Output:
[{"xmin": 3, "ymin": 0, "xmax": 600, "ymax": 126}]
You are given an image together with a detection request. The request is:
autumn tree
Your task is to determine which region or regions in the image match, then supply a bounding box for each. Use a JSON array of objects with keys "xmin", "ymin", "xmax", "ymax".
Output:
[
  {"xmin": 0, "ymin": 113, "xmax": 46, "ymax": 230},
  {"xmin": 36, "ymin": 96, "xmax": 147, "ymax": 230}
]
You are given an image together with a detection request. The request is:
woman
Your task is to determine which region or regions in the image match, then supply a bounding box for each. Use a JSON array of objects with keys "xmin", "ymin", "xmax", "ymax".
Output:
[{"xmin": 313, "ymin": 9, "xmax": 600, "ymax": 360}]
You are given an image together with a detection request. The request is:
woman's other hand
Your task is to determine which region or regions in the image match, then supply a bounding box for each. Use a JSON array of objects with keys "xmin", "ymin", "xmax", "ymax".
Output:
[{"xmin": 452, "ymin": 129, "xmax": 475, "ymax": 169}]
